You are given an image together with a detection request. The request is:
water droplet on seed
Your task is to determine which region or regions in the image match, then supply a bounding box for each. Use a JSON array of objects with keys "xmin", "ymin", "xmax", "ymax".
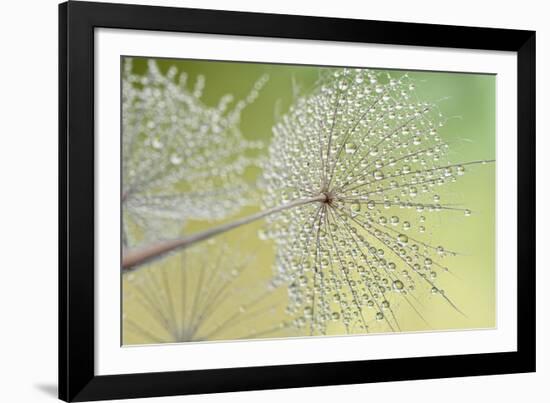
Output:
[
  {"xmin": 392, "ymin": 280, "xmax": 404, "ymax": 291},
  {"xmin": 373, "ymin": 170, "xmax": 384, "ymax": 180},
  {"xmin": 397, "ymin": 234, "xmax": 409, "ymax": 245},
  {"xmin": 170, "ymin": 154, "xmax": 182, "ymax": 165},
  {"xmin": 345, "ymin": 143, "xmax": 357, "ymax": 154}
]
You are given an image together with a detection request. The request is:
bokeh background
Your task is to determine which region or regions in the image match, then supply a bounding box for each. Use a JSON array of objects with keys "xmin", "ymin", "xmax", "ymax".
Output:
[{"xmin": 122, "ymin": 57, "xmax": 495, "ymax": 345}]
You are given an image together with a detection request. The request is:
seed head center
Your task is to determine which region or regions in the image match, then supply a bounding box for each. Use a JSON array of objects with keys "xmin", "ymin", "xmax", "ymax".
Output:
[{"xmin": 322, "ymin": 190, "xmax": 336, "ymax": 206}]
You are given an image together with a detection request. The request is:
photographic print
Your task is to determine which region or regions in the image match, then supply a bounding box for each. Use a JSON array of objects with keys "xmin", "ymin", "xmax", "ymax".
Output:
[
  {"xmin": 59, "ymin": 4, "xmax": 535, "ymax": 399},
  {"xmin": 121, "ymin": 57, "xmax": 496, "ymax": 345}
]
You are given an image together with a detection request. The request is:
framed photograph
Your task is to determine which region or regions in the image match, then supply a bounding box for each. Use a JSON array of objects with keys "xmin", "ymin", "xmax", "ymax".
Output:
[{"xmin": 59, "ymin": 1, "xmax": 536, "ymax": 401}]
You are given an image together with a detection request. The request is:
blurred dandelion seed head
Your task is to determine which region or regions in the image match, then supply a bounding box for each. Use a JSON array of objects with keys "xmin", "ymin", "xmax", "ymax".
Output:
[
  {"xmin": 123, "ymin": 240, "xmax": 291, "ymax": 344},
  {"xmin": 261, "ymin": 68, "xmax": 479, "ymax": 335},
  {"xmin": 122, "ymin": 58, "xmax": 268, "ymax": 246}
]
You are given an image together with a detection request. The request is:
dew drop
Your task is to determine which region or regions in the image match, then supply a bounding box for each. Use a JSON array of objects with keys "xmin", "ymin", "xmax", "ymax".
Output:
[
  {"xmin": 373, "ymin": 170, "xmax": 384, "ymax": 180},
  {"xmin": 392, "ymin": 280, "xmax": 404, "ymax": 291},
  {"xmin": 257, "ymin": 228, "xmax": 268, "ymax": 240},
  {"xmin": 397, "ymin": 234, "xmax": 409, "ymax": 245},
  {"xmin": 152, "ymin": 138, "xmax": 163, "ymax": 149},
  {"xmin": 170, "ymin": 154, "xmax": 182, "ymax": 165},
  {"xmin": 345, "ymin": 143, "xmax": 358, "ymax": 154}
]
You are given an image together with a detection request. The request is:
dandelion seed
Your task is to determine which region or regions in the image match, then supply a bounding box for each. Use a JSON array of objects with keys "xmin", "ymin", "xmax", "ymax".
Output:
[
  {"xmin": 122, "ymin": 58, "xmax": 268, "ymax": 246},
  {"xmin": 123, "ymin": 241, "xmax": 290, "ymax": 344},
  {"xmin": 261, "ymin": 68, "xmax": 493, "ymax": 335}
]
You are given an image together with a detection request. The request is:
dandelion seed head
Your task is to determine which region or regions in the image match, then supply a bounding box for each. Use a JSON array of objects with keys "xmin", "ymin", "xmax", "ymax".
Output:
[
  {"xmin": 122, "ymin": 58, "xmax": 268, "ymax": 246},
  {"xmin": 261, "ymin": 68, "xmax": 482, "ymax": 335},
  {"xmin": 123, "ymin": 240, "xmax": 291, "ymax": 344}
]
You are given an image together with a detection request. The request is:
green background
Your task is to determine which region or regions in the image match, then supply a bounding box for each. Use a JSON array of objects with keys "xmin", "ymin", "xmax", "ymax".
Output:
[{"xmin": 123, "ymin": 57, "xmax": 495, "ymax": 344}]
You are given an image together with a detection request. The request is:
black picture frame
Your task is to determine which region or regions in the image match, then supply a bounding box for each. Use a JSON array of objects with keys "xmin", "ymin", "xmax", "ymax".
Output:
[{"xmin": 59, "ymin": 1, "xmax": 536, "ymax": 401}]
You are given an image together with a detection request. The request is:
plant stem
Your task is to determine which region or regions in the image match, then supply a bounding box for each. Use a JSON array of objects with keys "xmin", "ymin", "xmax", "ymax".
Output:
[{"xmin": 123, "ymin": 194, "xmax": 326, "ymax": 271}]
